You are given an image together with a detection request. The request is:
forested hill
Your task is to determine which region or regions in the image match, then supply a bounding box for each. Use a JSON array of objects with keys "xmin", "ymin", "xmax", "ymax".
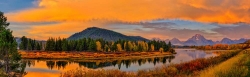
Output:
[{"xmin": 68, "ymin": 27, "xmax": 149, "ymax": 41}]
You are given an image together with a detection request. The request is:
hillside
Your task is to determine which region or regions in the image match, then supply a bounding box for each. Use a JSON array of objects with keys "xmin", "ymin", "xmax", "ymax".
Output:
[{"xmin": 68, "ymin": 27, "xmax": 149, "ymax": 41}]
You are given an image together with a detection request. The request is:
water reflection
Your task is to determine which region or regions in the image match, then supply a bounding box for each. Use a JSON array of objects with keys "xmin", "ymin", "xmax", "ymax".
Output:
[
  {"xmin": 23, "ymin": 49, "xmax": 219, "ymax": 77},
  {"xmin": 24, "ymin": 56, "xmax": 175, "ymax": 70}
]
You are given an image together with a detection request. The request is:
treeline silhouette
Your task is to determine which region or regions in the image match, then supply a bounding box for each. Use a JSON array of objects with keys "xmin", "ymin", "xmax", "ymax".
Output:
[
  {"xmin": 19, "ymin": 36, "xmax": 42, "ymax": 50},
  {"xmin": 195, "ymin": 43, "xmax": 250, "ymax": 50},
  {"xmin": 20, "ymin": 36, "xmax": 175, "ymax": 53}
]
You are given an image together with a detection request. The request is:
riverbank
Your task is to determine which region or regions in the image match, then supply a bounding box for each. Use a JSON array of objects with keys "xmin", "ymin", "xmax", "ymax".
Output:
[
  {"xmin": 199, "ymin": 49, "xmax": 250, "ymax": 77},
  {"xmin": 60, "ymin": 50, "xmax": 241, "ymax": 77},
  {"xmin": 19, "ymin": 50, "xmax": 173, "ymax": 59}
]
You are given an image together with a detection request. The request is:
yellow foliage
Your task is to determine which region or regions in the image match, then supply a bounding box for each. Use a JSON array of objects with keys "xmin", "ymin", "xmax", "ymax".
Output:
[
  {"xmin": 150, "ymin": 44, "xmax": 154, "ymax": 51},
  {"xmin": 159, "ymin": 48, "xmax": 164, "ymax": 52},
  {"xmin": 117, "ymin": 44, "xmax": 122, "ymax": 52},
  {"xmin": 128, "ymin": 41, "xmax": 133, "ymax": 51},
  {"xmin": 96, "ymin": 41, "xmax": 102, "ymax": 51}
]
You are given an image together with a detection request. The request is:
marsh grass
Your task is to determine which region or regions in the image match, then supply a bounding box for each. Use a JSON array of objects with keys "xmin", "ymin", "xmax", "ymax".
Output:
[
  {"xmin": 60, "ymin": 68, "xmax": 136, "ymax": 77},
  {"xmin": 199, "ymin": 50, "xmax": 250, "ymax": 77},
  {"xmin": 0, "ymin": 68, "xmax": 7, "ymax": 77}
]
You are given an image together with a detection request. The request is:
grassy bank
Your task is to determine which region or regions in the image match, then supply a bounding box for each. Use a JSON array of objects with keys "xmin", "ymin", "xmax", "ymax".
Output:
[
  {"xmin": 60, "ymin": 50, "xmax": 241, "ymax": 77},
  {"xmin": 199, "ymin": 52, "xmax": 247, "ymax": 77},
  {"xmin": 19, "ymin": 50, "xmax": 172, "ymax": 59},
  {"xmin": 199, "ymin": 49, "xmax": 250, "ymax": 77}
]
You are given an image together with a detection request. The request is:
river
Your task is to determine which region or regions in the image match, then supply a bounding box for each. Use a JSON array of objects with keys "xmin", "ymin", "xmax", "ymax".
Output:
[{"xmin": 23, "ymin": 49, "xmax": 219, "ymax": 77}]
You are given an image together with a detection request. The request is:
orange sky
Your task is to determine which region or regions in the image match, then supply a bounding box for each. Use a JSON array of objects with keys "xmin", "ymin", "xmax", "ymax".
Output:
[{"xmin": 4, "ymin": 0, "xmax": 250, "ymax": 40}]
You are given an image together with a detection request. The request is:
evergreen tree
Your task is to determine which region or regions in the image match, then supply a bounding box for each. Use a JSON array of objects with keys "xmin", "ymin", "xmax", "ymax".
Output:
[
  {"xmin": 36, "ymin": 42, "xmax": 41, "ymax": 50},
  {"xmin": 82, "ymin": 38, "xmax": 87, "ymax": 50},
  {"xmin": 27, "ymin": 40, "xmax": 32, "ymax": 50},
  {"xmin": 20, "ymin": 36, "xmax": 28, "ymax": 50},
  {"xmin": 162, "ymin": 41, "xmax": 168, "ymax": 52},
  {"xmin": 88, "ymin": 39, "xmax": 96, "ymax": 51},
  {"xmin": 104, "ymin": 44, "xmax": 109, "ymax": 52},
  {"xmin": 168, "ymin": 41, "xmax": 172, "ymax": 49},
  {"xmin": 111, "ymin": 42, "xmax": 117, "ymax": 52},
  {"xmin": 62, "ymin": 38, "xmax": 68, "ymax": 51},
  {"xmin": 0, "ymin": 11, "xmax": 23, "ymax": 76},
  {"xmin": 31, "ymin": 39, "xmax": 36, "ymax": 50},
  {"xmin": 57, "ymin": 37, "xmax": 62, "ymax": 51}
]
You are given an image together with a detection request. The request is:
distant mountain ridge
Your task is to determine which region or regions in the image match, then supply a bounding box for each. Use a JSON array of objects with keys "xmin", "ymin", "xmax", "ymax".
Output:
[
  {"xmin": 184, "ymin": 34, "xmax": 214, "ymax": 46},
  {"xmin": 160, "ymin": 34, "xmax": 248, "ymax": 46},
  {"xmin": 68, "ymin": 27, "xmax": 149, "ymax": 41}
]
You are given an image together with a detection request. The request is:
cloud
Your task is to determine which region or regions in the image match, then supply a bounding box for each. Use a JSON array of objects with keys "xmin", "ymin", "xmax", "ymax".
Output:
[
  {"xmin": 131, "ymin": 27, "xmax": 219, "ymax": 41},
  {"xmin": 213, "ymin": 23, "xmax": 250, "ymax": 39},
  {"xmin": 24, "ymin": 21, "xmax": 106, "ymax": 40},
  {"xmin": 6, "ymin": 0, "xmax": 250, "ymax": 23},
  {"xmin": 104, "ymin": 21, "xmax": 220, "ymax": 41},
  {"xmin": 5, "ymin": 0, "xmax": 250, "ymax": 40}
]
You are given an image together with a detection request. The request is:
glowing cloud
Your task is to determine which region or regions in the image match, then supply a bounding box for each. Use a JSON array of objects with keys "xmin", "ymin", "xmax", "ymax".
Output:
[
  {"xmin": 7, "ymin": 0, "xmax": 250, "ymax": 23},
  {"xmin": 5, "ymin": 0, "xmax": 250, "ymax": 40}
]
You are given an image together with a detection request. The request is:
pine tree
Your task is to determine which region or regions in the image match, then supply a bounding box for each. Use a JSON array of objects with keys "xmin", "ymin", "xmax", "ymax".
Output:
[
  {"xmin": 62, "ymin": 38, "xmax": 68, "ymax": 51},
  {"xmin": 111, "ymin": 42, "xmax": 117, "ymax": 52},
  {"xmin": 36, "ymin": 42, "xmax": 41, "ymax": 50},
  {"xmin": 20, "ymin": 36, "xmax": 28, "ymax": 50},
  {"xmin": 27, "ymin": 40, "xmax": 32, "ymax": 50},
  {"xmin": 168, "ymin": 41, "xmax": 172, "ymax": 50},
  {"xmin": 56, "ymin": 37, "xmax": 62, "ymax": 51},
  {"xmin": 31, "ymin": 39, "xmax": 36, "ymax": 50},
  {"xmin": 88, "ymin": 39, "xmax": 96, "ymax": 51},
  {"xmin": 0, "ymin": 11, "xmax": 23, "ymax": 76},
  {"xmin": 45, "ymin": 38, "xmax": 51, "ymax": 51},
  {"xmin": 82, "ymin": 38, "xmax": 87, "ymax": 50},
  {"xmin": 162, "ymin": 41, "xmax": 168, "ymax": 52},
  {"xmin": 104, "ymin": 44, "xmax": 109, "ymax": 52}
]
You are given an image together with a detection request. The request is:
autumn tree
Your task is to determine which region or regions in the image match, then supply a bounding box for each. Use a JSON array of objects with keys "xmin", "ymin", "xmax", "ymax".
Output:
[
  {"xmin": 104, "ymin": 44, "xmax": 109, "ymax": 52},
  {"xmin": 159, "ymin": 48, "xmax": 164, "ymax": 53},
  {"xmin": 150, "ymin": 44, "xmax": 154, "ymax": 51},
  {"xmin": 127, "ymin": 41, "xmax": 133, "ymax": 51},
  {"xmin": 133, "ymin": 42, "xmax": 138, "ymax": 51},
  {"xmin": 96, "ymin": 41, "xmax": 102, "ymax": 51},
  {"xmin": 117, "ymin": 44, "xmax": 122, "ymax": 52}
]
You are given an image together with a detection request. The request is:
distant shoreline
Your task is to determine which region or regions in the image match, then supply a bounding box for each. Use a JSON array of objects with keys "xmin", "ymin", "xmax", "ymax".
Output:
[{"xmin": 19, "ymin": 50, "xmax": 173, "ymax": 59}]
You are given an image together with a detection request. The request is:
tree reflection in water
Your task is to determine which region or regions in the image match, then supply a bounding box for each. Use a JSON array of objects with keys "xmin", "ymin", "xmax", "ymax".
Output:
[
  {"xmin": 46, "ymin": 61, "xmax": 55, "ymax": 70},
  {"xmin": 23, "ymin": 56, "xmax": 175, "ymax": 70}
]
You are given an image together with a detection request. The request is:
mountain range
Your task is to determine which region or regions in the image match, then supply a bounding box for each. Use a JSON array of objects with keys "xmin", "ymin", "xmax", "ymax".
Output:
[
  {"xmin": 68, "ymin": 27, "xmax": 248, "ymax": 46},
  {"xmin": 161, "ymin": 34, "xmax": 248, "ymax": 46},
  {"xmin": 68, "ymin": 27, "xmax": 149, "ymax": 41},
  {"xmin": 16, "ymin": 27, "xmax": 248, "ymax": 46}
]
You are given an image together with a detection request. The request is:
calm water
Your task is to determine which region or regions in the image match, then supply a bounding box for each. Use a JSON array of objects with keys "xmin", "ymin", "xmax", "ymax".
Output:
[{"xmin": 23, "ymin": 49, "xmax": 218, "ymax": 77}]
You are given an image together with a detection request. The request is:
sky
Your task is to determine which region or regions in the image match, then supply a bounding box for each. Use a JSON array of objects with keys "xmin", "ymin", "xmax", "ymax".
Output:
[{"xmin": 0, "ymin": 0, "xmax": 250, "ymax": 41}]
